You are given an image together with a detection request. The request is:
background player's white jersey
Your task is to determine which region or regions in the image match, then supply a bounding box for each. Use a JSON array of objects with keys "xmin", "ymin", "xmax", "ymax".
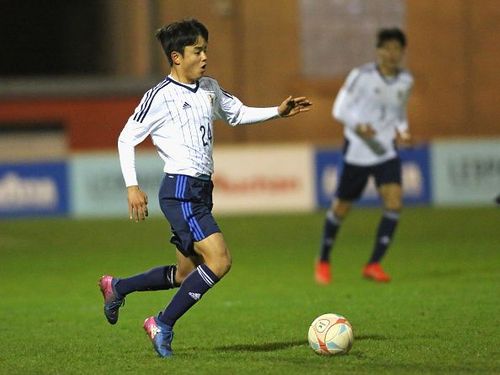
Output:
[
  {"xmin": 119, "ymin": 76, "xmax": 279, "ymax": 186},
  {"xmin": 333, "ymin": 63, "xmax": 413, "ymax": 166}
]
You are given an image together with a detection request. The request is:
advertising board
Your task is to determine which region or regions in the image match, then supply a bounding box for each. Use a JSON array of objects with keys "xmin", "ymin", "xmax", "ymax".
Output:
[
  {"xmin": 315, "ymin": 145, "xmax": 431, "ymax": 208},
  {"xmin": 0, "ymin": 161, "xmax": 68, "ymax": 218}
]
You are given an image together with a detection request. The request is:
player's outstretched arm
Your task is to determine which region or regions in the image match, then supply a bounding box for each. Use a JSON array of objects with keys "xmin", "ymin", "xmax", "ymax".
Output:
[
  {"xmin": 278, "ymin": 96, "xmax": 312, "ymax": 117},
  {"xmin": 127, "ymin": 186, "xmax": 149, "ymax": 222}
]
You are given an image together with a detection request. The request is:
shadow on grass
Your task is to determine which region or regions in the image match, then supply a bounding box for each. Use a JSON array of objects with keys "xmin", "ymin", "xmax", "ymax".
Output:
[
  {"xmin": 213, "ymin": 340, "xmax": 306, "ymax": 352},
  {"xmin": 211, "ymin": 334, "xmax": 388, "ymax": 353},
  {"xmin": 209, "ymin": 334, "xmax": 388, "ymax": 354}
]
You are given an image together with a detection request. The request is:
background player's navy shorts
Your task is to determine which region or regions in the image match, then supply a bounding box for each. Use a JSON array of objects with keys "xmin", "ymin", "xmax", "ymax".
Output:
[
  {"xmin": 159, "ymin": 173, "xmax": 220, "ymax": 257},
  {"xmin": 336, "ymin": 157, "xmax": 402, "ymax": 201}
]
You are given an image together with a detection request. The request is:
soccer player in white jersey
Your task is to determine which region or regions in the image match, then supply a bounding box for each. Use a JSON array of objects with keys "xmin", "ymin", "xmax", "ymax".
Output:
[
  {"xmin": 315, "ymin": 28, "xmax": 413, "ymax": 284},
  {"xmin": 98, "ymin": 19, "xmax": 311, "ymax": 358}
]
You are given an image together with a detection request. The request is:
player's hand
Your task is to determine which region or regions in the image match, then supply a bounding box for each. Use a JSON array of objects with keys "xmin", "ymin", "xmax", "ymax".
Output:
[
  {"xmin": 397, "ymin": 130, "xmax": 413, "ymax": 147},
  {"xmin": 355, "ymin": 123, "xmax": 376, "ymax": 139},
  {"xmin": 127, "ymin": 186, "xmax": 148, "ymax": 222},
  {"xmin": 278, "ymin": 96, "xmax": 312, "ymax": 117}
]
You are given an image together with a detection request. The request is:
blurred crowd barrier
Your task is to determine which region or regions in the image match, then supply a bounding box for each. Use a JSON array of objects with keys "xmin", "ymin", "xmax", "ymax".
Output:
[{"xmin": 1, "ymin": 140, "xmax": 499, "ymax": 218}]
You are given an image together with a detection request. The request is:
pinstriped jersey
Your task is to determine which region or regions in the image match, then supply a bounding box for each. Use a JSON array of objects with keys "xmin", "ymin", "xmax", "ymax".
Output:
[
  {"xmin": 333, "ymin": 62, "xmax": 413, "ymax": 166},
  {"xmin": 118, "ymin": 75, "xmax": 278, "ymax": 186}
]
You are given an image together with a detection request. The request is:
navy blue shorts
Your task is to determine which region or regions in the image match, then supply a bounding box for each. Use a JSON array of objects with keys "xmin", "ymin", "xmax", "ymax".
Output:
[
  {"xmin": 336, "ymin": 157, "xmax": 402, "ymax": 201},
  {"xmin": 159, "ymin": 173, "xmax": 221, "ymax": 257}
]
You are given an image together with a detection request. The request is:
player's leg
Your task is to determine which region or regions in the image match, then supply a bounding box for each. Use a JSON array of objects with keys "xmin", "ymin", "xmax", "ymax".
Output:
[
  {"xmin": 144, "ymin": 174, "xmax": 225, "ymax": 357},
  {"xmin": 319, "ymin": 198, "xmax": 352, "ymax": 262},
  {"xmin": 315, "ymin": 162, "xmax": 368, "ymax": 284},
  {"xmin": 142, "ymin": 250, "xmax": 201, "ymax": 358},
  {"xmin": 113, "ymin": 264, "xmax": 180, "ymax": 295},
  {"xmin": 174, "ymin": 249, "xmax": 202, "ymax": 284},
  {"xmin": 315, "ymin": 198, "xmax": 352, "ymax": 284},
  {"xmin": 101, "ymin": 246, "xmax": 201, "ymax": 306},
  {"xmin": 99, "ymin": 250, "xmax": 185, "ymax": 325},
  {"xmin": 363, "ymin": 158, "xmax": 402, "ymax": 282},
  {"xmin": 115, "ymin": 247, "xmax": 201, "ymax": 292},
  {"xmin": 145, "ymin": 233, "xmax": 228, "ymax": 358},
  {"xmin": 371, "ymin": 182, "xmax": 402, "ymax": 264},
  {"xmin": 158, "ymin": 232, "xmax": 230, "ymax": 327},
  {"xmin": 99, "ymin": 262, "xmax": 182, "ymax": 325}
]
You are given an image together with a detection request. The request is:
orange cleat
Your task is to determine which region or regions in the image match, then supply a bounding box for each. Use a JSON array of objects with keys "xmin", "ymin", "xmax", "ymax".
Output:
[
  {"xmin": 315, "ymin": 260, "xmax": 332, "ymax": 285},
  {"xmin": 362, "ymin": 263, "xmax": 391, "ymax": 282}
]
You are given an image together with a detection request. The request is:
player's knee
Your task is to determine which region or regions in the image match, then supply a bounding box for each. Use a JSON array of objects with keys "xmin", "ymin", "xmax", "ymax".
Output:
[
  {"xmin": 334, "ymin": 209, "xmax": 349, "ymax": 220},
  {"xmin": 205, "ymin": 251, "xmax": 232, "ymax": 278},
  {"xmin": 221, "ymin": 255, "xmax": 232, "ymax": 276},
  {"xmin": 217, "ymin": 252, "xmax": 232, "ymax": 277},
  {"xmin": 384, "ymin": 201, "xmax": 402, "ymax": 212},
  {"xmin": 333, "ymin": 201, "xmax": 351, "ymax": 219},
  {"xmin": 381, "ymin": 194, "xmax": 402, "ymax": 211}
]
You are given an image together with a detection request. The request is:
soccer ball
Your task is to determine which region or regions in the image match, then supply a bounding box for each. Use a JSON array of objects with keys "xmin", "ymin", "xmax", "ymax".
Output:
[{"xmin": 308, "ymin": 313, "xmax": 354, "ymax": 355}]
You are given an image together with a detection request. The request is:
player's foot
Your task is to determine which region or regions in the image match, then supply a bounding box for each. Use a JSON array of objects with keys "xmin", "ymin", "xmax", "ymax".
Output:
[
  {"xmin": 362, "ymin": 263, "xmax": 391, "ymax": 282},
  {"xmin": 99, "ymin": 275, "xmax": 125, "ymax": 325},
  {"xmin": 315, "ymin": 260, "xmax": 332, "ymax": 284},
  {"xmin": 143, "ymin": 316, "xmax": 174, "ymax": 358}
]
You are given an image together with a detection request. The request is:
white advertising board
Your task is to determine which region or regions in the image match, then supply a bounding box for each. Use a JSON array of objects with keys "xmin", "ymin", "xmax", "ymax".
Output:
[
  {"xmin": 431, "ymin": 139, "xmax": 500, "ymax": 205},
  {"xmin": 212, "ymin": 144, "xmax": 315, "ymax": 214}
]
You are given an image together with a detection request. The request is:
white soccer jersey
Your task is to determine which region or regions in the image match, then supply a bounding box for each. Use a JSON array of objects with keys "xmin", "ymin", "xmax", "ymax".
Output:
[
  {"xmin": 333, "ymin": 62, "xmax": 413, "ymax": 166},
  {"xmin": 118, "ymin": 75, "xmax": 279, "ymax": 186}
]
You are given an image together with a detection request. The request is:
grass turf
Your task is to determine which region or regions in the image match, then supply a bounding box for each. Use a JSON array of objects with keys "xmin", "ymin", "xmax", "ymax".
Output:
[{"xmin": 0, "ymin": 207, "xmax": 499, "ymax": 374}]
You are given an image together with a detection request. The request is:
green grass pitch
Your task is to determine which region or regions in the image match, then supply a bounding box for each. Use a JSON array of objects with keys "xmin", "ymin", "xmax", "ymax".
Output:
[{"xmin": 1, "ymin": 207, "xmax": 499, "ymax": 374}]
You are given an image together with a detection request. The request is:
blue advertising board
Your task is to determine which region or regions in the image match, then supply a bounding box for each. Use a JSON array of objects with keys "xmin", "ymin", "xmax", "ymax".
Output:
[
  {"xmin": 0, "ymin": 161, "xmax": 69, "ymax": 218},
  {"xmin": 315, "ymin": 145, "xmax": 431, "ymax": 208}
]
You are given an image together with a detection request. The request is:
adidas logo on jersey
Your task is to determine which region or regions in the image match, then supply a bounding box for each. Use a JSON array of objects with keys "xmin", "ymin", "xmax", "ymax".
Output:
[
  {"xmin": 188, "ymin": 292, "xmax": 201, "ymax": 300},
  {"xmin": 182, "ymin": 102, "xmax": 191, "ymax": 109}
]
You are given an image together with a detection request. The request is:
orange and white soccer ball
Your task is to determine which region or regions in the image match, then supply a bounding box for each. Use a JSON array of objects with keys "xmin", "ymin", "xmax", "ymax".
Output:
[{"xmin": 308, "ymin": 313, "xmax": 354, "ymax": 355}]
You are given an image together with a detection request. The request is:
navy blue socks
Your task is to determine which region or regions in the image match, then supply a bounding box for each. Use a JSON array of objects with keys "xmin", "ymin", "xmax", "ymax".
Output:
[
  {"xmin": 369, "ymin": 210, "xmax": 400, "ymax": 264},
  {"xmin": 158, "ymin": 264, "xmax": 219, "ymax": 327},
  {"xmin": 319, "ymin": 210, "xmax": 342, "ymax": 262},
  {"xmin": 114, "ymin": 265, "xmax": 177, "ymax": 296}
]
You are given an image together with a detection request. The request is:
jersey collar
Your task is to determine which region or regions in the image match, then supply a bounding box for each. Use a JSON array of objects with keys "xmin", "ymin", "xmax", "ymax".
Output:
[
  {"xmin": 167, "ymin": 75, "xmax": 200, "ymax": 93},
  {"xmin": 375, "ymin": 65, "xmax": 400, "ymax": 85}
]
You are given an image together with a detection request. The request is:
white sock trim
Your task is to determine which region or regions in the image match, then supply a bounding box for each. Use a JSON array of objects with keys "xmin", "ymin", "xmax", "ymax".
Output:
[
  {"xmin": 197, "ymin": 266, "xmax": 214, "ymax": 287},
  {"xmin": 383, "ymin": 210, "xmax": 400, "ymax": 221}
]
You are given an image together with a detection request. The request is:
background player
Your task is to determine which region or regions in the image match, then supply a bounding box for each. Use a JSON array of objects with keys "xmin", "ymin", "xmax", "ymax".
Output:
[
  {"xmin": 315, "ymin": 27, "xmax": 413, "ymax": 284},
  {"xmin": 99, "ymin": 19, "xmax": 311, "ymax": 357}
]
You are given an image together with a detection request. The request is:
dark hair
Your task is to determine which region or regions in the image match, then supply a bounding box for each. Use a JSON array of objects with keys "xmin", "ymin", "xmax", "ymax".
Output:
[
  {"xmin": 155, "ymin": 19, "xmax": 209, "ymax": 66},
  {"xmin": 376, "ymin": 28, "xmax": 406, "ymax": 48}
]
